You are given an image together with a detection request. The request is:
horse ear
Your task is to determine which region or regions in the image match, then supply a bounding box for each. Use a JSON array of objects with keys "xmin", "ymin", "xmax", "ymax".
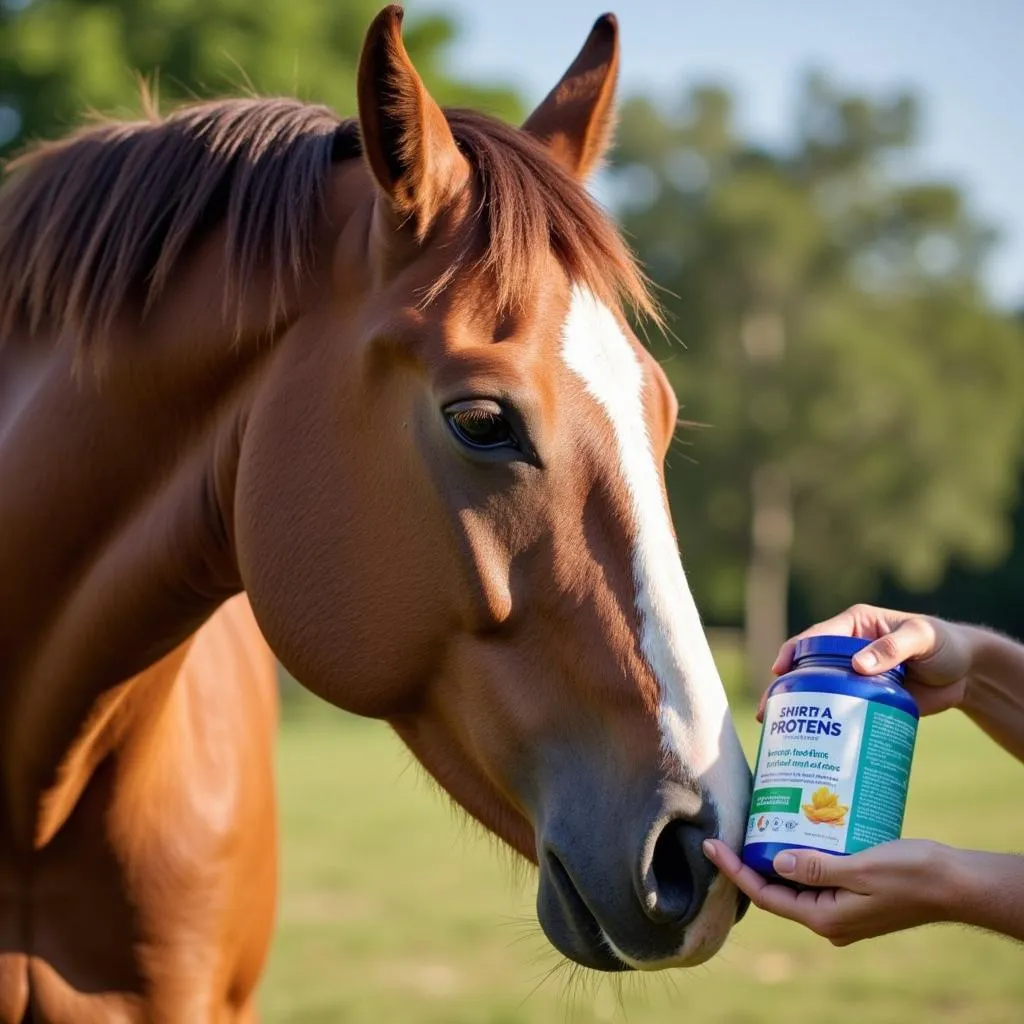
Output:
[
  {"xmin": 522, "ymin": 13, "xmax": 620, "ymax": 181},
  {"xmin": 357, "ymin": 5, "xmax": 469, "ymax": 237}
]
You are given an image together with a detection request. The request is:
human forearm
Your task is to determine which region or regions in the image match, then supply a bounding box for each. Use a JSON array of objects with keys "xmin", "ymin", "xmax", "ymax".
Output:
[
  {"xmin": 947, "ymin": 848, "xmax": 1024, "ymax": 942},
  {"xmin": 961, "ymin": 627, "xmax": 1024, "ymax": 763}
]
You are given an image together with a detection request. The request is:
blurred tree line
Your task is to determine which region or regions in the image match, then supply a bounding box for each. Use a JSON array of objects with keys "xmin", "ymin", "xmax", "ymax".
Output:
[
  {"xmin": 4, "ymin": 2, "xmax": 1023, "ymax": 696},
  {"xmin": 0, "ymin": 0, "xmax": 520, "ymax": 154},
  {"xmin": 610, "ymin": 80, "xmax": 1024, "ymax": 692}
]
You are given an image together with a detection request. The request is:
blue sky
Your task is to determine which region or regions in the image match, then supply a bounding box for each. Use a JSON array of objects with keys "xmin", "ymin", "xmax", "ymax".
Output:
[{"xmin": 429, "ymin": 0, "xmax": 1024, "ymax": 310}]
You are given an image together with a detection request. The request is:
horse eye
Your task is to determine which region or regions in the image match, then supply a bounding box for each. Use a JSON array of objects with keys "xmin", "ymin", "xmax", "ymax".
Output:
[{"xmin": 445, "ymin": 404, "xmax": 520, "ymax": 452}]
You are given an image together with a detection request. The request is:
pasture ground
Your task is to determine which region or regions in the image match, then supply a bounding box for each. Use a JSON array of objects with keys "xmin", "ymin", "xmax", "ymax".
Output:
[{"xmin": 262, "ymin": 688, "xmax": 1023, "ymax": 1023}]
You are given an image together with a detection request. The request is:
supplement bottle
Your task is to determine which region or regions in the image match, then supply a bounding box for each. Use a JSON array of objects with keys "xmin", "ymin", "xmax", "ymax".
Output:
[{"xmin": 742, "ymin": 634, "xmax": 919, "ymax": 881}]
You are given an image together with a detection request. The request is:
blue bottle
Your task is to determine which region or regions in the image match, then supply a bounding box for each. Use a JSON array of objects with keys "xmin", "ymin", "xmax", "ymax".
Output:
[{"xmin": 742, "ymin": 634, "xmax": 919, "ymax": 881}]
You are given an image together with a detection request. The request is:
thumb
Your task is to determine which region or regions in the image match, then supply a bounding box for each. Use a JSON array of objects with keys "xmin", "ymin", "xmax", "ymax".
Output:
[
  {"xmin": 773, "ymin": 849, "xmax": 850, "ymax": 888},
  {"xmin": 851, "ymin": 617, "xmax": 933, "ymax": 676}
]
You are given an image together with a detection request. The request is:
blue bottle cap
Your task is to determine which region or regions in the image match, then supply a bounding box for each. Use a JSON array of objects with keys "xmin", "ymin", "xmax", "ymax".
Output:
[{"xmin": 792, "ymin": 634, "xmax": 906, "ymax": 679}]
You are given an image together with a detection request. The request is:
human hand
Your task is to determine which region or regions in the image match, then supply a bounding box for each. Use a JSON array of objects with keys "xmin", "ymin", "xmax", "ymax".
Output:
[
  {"xmin": 703, "ymin": 838, "xmax": 956, "ymax": 945},
  {"xmin": 761, "ymin": 604, "xmax": 976, "ymax": 719}
]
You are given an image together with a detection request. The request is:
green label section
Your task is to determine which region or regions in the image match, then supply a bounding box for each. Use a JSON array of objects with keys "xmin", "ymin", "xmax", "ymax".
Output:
[
  {"xmin": 750, "ymin": 786, "xmax": 802, "ymax": 814},
  {"xmin": 846, "ymin": 703, "xmax": 917, "ymax": 854}
]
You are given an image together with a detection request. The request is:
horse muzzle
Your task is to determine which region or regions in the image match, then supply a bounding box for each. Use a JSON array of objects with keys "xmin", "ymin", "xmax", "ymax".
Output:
[{"xmin": 535, "ymin": 781, "xmax": 748, "ymax": 971}]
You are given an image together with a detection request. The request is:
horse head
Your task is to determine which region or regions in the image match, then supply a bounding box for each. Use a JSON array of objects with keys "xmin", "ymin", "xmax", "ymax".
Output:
[{"xmin": 236, "ymin": 5, "xmax": 751, "ymax": 971}]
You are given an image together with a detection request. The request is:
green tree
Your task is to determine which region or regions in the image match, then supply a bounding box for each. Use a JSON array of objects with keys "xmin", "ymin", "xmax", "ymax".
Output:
[
  {"xmin": 876, "ymin": 306, "xmax": 1024, "ymax": 640},
  {"xmin": 0, "ymin": 0, "xmax": 521, "ymax": 155},
  {"xmin": 611, "ymin": 75, "xmax": 1024, "ymax": 695}
]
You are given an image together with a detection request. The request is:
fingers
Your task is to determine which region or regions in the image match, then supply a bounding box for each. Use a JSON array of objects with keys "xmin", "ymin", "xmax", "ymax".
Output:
[
  {"xmin": 770, "ymin": 637, "xmax": 800, "ymax": 676},
  {"xmin": 851, "ymin": 615, "xmax": 936, "ymax": 676},
  {"xmin": 771, "ymin": 609, "xmax": 858, "ymax": 675},
  {"xmin": 772, "ymin": 849, "xmax": 863, "ymax": 891},
  {"xmin": 703, "ymin": 840, "xmax": 841, "ymax": 928},
  {"xmin": 703, "ymin": 840, "xmax": 787, "ymax": 908},
  {"xmin": 755, "ymin": 687, "xmax": 769, "ymax": 723},
  {"xmin": 772, "ymin": 604, "xmax": 934, "ymax": 679}
]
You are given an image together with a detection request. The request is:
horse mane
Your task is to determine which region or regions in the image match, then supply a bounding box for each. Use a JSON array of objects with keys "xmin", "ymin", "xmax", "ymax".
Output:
[{"xmin": 0, "ymin": 96, "xmax": 656, "ymax": 348}]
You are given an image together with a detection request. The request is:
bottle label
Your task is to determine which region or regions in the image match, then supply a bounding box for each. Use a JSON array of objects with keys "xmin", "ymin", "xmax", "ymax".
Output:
[{"xmin": 745, "ymin": 691, "xmax": 917, "ymax": 854}]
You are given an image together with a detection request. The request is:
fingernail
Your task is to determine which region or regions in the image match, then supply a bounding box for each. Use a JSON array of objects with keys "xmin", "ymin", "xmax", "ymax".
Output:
[
  {"xmin": 702, "ymin": 840, "xmax": 717, "ymax": 861},
  {"xmin": 856, "ymin": 650, "xmax": 878, "ymax": 670},
  {"xmin": 774, "ymin": 852, "xmax": 796, "ymax": 875}
]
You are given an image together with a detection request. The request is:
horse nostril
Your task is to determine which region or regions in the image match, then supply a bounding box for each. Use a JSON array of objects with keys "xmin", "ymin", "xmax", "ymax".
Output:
[{"xmin": 643, "ymin": 819, "xmax": 711, "ymax": 926}]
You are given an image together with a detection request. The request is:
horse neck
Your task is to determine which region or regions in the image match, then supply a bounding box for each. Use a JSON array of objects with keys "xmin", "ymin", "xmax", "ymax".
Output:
[{"xmin": 0, "ymin": 217, "xmax": 340, "ymax": 845}]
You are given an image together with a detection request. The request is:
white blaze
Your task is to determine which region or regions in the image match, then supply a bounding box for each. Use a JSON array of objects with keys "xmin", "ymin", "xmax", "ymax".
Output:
[{"xmin": 559, "ymin": 286, "xmax": 749, "ymax": 871}]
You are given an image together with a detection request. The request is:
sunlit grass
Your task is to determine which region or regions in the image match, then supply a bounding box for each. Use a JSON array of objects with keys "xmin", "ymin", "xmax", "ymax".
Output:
[{"xmin": 261, "ymin": 690, "xmax": 1023, "ymax": 1023}]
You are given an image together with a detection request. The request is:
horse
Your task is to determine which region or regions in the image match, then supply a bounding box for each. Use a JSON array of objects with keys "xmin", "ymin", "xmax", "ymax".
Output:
[{"xmin": 0, "ymin": 6, "xmax": 752, "ymax": 1019}]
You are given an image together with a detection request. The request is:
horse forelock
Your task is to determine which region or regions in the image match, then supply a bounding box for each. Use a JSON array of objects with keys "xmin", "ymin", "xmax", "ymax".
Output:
[{"xmin": 0, "ymin": 96, "xmax": 657, "ymax": 353}]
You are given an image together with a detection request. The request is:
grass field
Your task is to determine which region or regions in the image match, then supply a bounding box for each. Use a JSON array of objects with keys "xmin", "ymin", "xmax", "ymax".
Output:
[{"xmin": 260, "ymin": 694, "xmax": 1023, "ymax": 1023}]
